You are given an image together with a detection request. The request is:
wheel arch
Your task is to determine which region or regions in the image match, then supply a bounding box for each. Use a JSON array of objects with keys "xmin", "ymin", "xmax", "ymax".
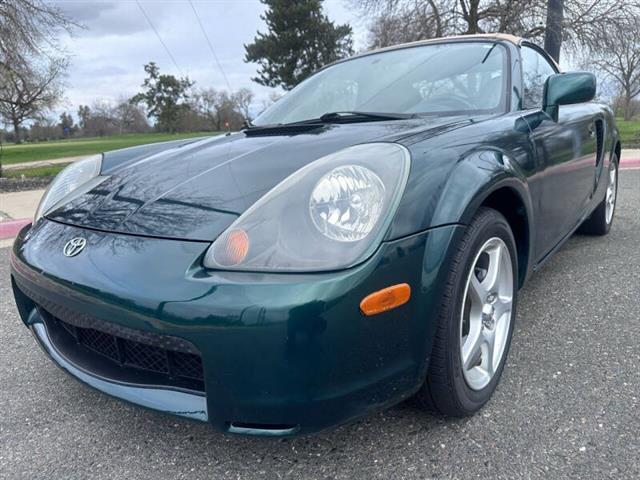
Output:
[
  {"xmin": 476, "ymin": 186, "xmax": 531, "ymax": 288},
  {"xmin": 434, "ymin": 150, "xmax": 535, "ymax": 289}
]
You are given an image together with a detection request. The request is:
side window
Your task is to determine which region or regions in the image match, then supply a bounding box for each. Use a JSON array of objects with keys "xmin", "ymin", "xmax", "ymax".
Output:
[{"xmin": 521, "ymin": 46, "xmax": 557, "ymax": 109}]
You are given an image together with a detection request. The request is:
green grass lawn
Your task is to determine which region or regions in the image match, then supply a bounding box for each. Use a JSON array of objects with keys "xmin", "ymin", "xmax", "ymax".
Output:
[
  {"xmin": 616, "ymin": 118, "xmax": 640, "ymax": 148},
  {"xmin": 1, "ymin": 131, "xmax": 220, "ymax": 165},
  {"xmin": 3, "ymin": 164, "xmax": 69, "ymax": 178}
]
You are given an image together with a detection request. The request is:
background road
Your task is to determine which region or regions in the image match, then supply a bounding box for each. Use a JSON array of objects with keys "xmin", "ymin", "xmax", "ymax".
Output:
[{"xmin": 1, "ymin": 171, "xmax": 639, "ymax": 480}]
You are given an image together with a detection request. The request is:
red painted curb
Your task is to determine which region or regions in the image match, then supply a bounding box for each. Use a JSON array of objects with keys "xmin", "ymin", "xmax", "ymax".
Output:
[
  {"xmin": 0, "ymin": 218, "xmax": 31, "ymax": 240},
  {"xmin": 621, "ymin": 157, "xmax": 640, "ymax": 168}
]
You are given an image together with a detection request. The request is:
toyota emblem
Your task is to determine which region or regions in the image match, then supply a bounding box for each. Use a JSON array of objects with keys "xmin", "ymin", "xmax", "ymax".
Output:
[{"xmin": 63, "ymin": 237, "xmax": 87, "ymax": 257}]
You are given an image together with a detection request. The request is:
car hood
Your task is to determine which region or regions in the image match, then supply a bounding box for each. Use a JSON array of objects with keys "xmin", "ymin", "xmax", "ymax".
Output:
[{"xmin": 48, "ymin": 117, "xmax": 472, "ymax": 241}]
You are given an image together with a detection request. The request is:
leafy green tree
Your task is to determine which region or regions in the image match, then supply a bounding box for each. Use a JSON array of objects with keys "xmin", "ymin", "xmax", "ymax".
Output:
[
  {"xmin": 244, "ymin": 0, "xmax": 353, "ymax": 90},
  {"xmin": 77, "ymin": 104, "xmax": 91, "ymax": 130},
  {"xmin": 59, "ymin": 111, "xmax": 74, "ymax": 137},
  {"xmin": 130, "ymin": 62, "xmax": 194, "ymax": 132}
]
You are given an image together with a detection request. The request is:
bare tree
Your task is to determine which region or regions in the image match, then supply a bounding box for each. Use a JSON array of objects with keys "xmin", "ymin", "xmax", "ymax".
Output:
[
  {"xmin": 192, "ymin": 88, "xmax": 222, "ymax": 129},
  {"xmin": 192, "ymin": 88, "xmax": 247, "ymax": 131},
  {"xmin": 114, "ymin": 99, "xmax": 150, "ymax": 134},
  {"xmin": 0, "ymin": 58, "xmax": 66, "ymax": 143},
  {"xmin": 233, "ymin": 88, "xmax": 255, "ymax": 122},
  {"xmin": 260, "ymin": 91, "xmax": 282, "ymax": 113},
  {"xmin": 353, "ymin": 0, "xmax": 639, "ymax": 59},
  {"xmin": 0, "ymin": 0, "xmax": 76, "ymax": 176},
  {"xmin": 354, "ymin": 0, "xmax": 542, "ymax": 47},
  {"xmin": 29, "ymin": 116, "xmax": 58, "ymax": 141},
  {"xmin": 76, "ymin": 100, "xmax": 147, "ymax": 137},
  {"xmin": 0, "ymin": 0, "xmax": 76, "ymax": 68},
  {"xmin": 588, "ymin": 18, "xmax": 640, "ymax": 120},
  {"xmin": 367, "ymin": 1, "xmax": 450, "ymax": 48}
]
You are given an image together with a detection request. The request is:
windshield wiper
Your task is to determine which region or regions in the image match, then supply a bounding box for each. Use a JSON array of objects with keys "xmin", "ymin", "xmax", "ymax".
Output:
[
  {"xmin": 481, "ymin": 42, "xmax": 498, "ymax": 64},
  {"xmin": 244, "ymin": 111, "xmax": 415, "ymax": 134},
  {"xmin": 317, "ymin": 111, "xmax": 416, "ymax": 122}
]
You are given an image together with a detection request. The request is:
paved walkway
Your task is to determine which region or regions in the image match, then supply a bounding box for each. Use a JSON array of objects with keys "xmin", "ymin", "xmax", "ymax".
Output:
[
  {"xmin": 0, "ymin": 189, "xmax": 45, "ymax": 221},
  {"xmin": 621, "ymin": 149, "xmax": 640, "ymax": 168},
  {"xmin": 0, "ymin": 189, "xmax": 44, "ymax": 247},
  {"xmin": 3, "ymin": 155, "xmax": 87, "ymax": 171}
]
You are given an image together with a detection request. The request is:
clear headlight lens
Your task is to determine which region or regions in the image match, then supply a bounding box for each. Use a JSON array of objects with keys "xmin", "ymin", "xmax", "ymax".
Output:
[
  {"xmin": 34, "ymin": 154, "xmax": 106, "ymax": 222},
  {"xmin": 203, "ymin": 143, "xmax": 410, "ymax": 272},
  {"xmin": 309, "ymin": 165, "xmax": 385, "ymax": 242}
]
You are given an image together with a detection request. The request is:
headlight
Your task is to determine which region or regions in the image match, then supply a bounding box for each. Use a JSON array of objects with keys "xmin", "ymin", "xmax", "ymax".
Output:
[
  {"xmin": 203, "ymin": 143, "xmax": 410, "ymax": 272},
  {"xmin": 309, "ymin": 164, "xmax": 386, "ymax": 242},
  {"xmin": 34, "ymin": 154, "xmax": 106, "ymax": 222}
]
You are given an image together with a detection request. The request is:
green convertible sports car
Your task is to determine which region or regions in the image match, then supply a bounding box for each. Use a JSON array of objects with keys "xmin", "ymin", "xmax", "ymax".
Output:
[{"xmin": 11, "ymin": 34, "xmax": 619, "ymax": 437}]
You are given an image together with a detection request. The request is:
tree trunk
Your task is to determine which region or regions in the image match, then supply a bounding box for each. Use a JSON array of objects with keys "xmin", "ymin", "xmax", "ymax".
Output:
[
  {"xmin": 623, "ymin": 91, "xmax": 633, "ymax": 121},
  {"xmin": 463, "ymin": 0, "xmax": 482, "ymax": 34},
  {"xmin": 12, "ymin": 117, "xmax": 22, "ymax": 144},
  {"xmin": 544, "ymin": 0, "xmax": 564, "ymax": 62}
]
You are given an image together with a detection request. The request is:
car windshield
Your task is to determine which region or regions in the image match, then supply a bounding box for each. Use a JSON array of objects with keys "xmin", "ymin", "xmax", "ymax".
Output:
[{"xmin": 253, "ymin": 41, "xmax": 507, "ymax": 126}]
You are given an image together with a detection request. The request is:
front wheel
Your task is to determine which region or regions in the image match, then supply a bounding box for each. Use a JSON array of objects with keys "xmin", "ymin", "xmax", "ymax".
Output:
[
  {"xmin": 415, "ymin": 207, "xmax": 517, "ymax": 416},
  {"xmin": 579, "ymin": 156, "xmax": 618, "ymax": 235}
]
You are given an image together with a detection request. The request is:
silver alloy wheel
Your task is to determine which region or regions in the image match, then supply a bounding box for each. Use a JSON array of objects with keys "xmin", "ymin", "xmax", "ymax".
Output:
[
  {"xmin": 605, "ymin": 161, "xmax": 618, "ymax": 224},
  {"xmin": 459, "ymin": 237, "xmax": 514, "ymax": 391}
]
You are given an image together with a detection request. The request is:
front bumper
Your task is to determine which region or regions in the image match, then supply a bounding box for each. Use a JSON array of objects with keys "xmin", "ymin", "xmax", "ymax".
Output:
[
  {"xmin": 11, "ymin": 219, "xmax": 463, "ymax": 436},
  {"xmin": 29, "ymin": 317, "xmax": 209, "ymax": 421}
]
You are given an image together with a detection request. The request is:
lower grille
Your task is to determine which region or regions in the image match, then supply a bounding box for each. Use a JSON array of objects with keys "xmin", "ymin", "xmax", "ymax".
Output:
[
  {"xmin": 13, "ymin": 278, "xmax": 205, "ymax": 393},
  {"xmin": 79, "ymin": 327, "xmax": 119, "ymax": 361},
  {"xmin": 124, "ymin": 339, "xmax": 170, "ymax": 374},
  {"xmin": 54, "ymin": 316, "xmax": 204, "ymax": 389}
]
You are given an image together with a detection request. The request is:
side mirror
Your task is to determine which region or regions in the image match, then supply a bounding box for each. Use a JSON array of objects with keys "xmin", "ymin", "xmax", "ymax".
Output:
[{"xmin": 543, "ymin": 72, "xmax": 596, "ymax": 122}]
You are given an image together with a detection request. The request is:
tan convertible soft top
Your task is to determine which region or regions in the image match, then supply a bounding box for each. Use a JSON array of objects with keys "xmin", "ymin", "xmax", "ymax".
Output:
[{"xmin": 339, "ymin": 33, "xmax": 561, "ymax": 72}]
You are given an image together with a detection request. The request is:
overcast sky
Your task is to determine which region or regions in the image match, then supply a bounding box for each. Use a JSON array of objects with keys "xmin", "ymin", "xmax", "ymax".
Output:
[{"xmin": 53, "ymin": 0, "xmax": 367, "ymax": 118}]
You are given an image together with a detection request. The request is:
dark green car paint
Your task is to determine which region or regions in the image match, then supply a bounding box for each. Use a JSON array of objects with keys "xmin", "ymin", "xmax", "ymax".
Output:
[
  {"xmin": 543, "ymin": 72, "xmax": 597, "ymax": 122},
  {"xmin": 10, "ymin": 37, "xmax": 620, "ymax": 436},
  {"xmin": 12, "ymin": 219, "xmax": 464, "ymax": 434}
]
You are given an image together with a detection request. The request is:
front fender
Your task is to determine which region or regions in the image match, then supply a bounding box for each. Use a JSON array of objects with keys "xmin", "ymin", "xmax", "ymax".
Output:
[
  {"xmin": 433, "ymin": 150, "xmax": 533, "ymax": 226},
  {"xmin": 430, "ymin": 149, "xmax": 535, "ymax": 284}
]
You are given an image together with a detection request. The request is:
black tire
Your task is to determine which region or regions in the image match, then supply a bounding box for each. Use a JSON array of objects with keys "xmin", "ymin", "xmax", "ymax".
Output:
[
  {"xmin": 415, "ymin": 207, "xmax": 518, "ymax": 416},
  {"xmin": 578, "ymin": 156, "xmax": 619, "ymax": 236}
]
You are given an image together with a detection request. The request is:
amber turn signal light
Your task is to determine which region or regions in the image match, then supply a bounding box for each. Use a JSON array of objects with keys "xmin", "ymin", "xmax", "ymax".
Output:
[
  {"xmin": 220, "ymin": 228, "xmax": 250, "ymax": 266},
  {"xmin": 360, "ymin": 283, "xmax": 411, "ymax": 316}
]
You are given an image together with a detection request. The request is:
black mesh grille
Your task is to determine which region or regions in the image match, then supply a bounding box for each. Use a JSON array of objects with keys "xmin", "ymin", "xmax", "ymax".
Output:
[
  {"xmin": 173, "ymin": 351, "xmax": 204, "ymax": 380},
  {"xmin": 48, "ymin": 315, "xmax": 204, "ymax": 392},
  {"xmin": 124, "ymin": 341, "xmax": 169, "ymax": 374},
  {"xmin": 12, "ymin": 277, "xmax": 205, "ymax": 393},
  {"xmin": 58, "ymin": 318, "xmax": 205, "ymax": 384},
  {"xmin": 78, "ymin": 327, "xmax": 119, "ymax": 361}
]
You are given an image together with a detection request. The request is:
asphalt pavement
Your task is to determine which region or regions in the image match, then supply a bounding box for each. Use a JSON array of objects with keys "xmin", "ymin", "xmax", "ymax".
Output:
[{"xmin": 1, "ymin": 171, "xmax": 639, "ymax": 480}]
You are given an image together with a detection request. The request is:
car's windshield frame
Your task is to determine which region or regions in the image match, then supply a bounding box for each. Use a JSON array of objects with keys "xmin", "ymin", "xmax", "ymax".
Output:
[{"xmin": 253, "ymin": 39, "xmax": 513, "ymax": 126}]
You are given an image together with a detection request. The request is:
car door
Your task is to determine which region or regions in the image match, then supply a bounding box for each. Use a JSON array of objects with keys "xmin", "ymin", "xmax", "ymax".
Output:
[{"xmin": 520, "ymin": 44, "xmax": 599, "ymax": 261}]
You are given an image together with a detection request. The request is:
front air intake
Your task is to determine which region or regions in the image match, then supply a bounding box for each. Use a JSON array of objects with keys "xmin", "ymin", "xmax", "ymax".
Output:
[{"xmin": 228, "ymin": 422, "xmax": 300, "ymax": 436}]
